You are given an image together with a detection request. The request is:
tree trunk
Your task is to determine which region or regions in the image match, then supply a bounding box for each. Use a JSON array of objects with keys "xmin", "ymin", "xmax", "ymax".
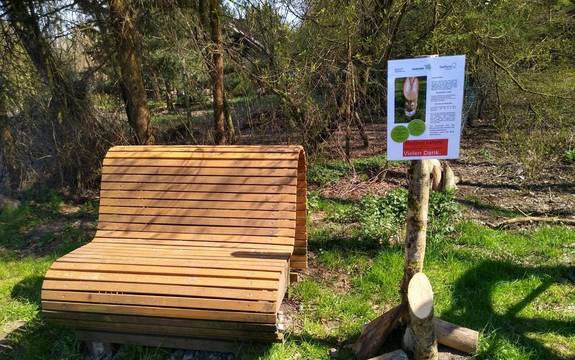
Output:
[
  {"xmin": 209, "ymin": 0, "xmax": 226, "ymax": 145},
  {"xmin": 344, "ymin": 36, "xmax": 353, "ymax": 161},
  {"xmin": 150, "ymin": 71, "xmax": 162, "ymax": 101},
  {"xmin": 3, "ymin": 0, "xmax": 95, "ymax": 189},
  {"xmin": 400, "ymin": 161, "xmax": 432, "ymax": 314},
  {"xmin": 109, "ymin": 0, "xmax": 152, "ymax": 145},
  {"xmin": 355, "ymin": 111, "xmax": 369, "ymax": 148},
  {"xmin": 224, "ymin": 96, "xmax": 235, "ymax": 143},
  {"xmin": 164, "ymin": 78, "xmax": 175, "ymax": 111}
]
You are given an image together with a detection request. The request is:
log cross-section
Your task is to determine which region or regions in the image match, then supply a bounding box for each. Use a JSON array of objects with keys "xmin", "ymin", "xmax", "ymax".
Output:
[
  {"xmin": 41, "ymin": 145, "xmax": 308, "ymax": 349},
  {"xmin": 404, "ymin": 272, "xmax": 438, "ymax": 360}
]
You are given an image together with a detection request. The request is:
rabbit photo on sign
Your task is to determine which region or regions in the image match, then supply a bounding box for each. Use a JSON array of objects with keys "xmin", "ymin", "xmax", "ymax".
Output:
[
  {"xmin": 394, "ymin": 76, "xmax": 426, "ymax": 124},
  {"xmin": 403, "ymin": 77, "xmax": 419, "ymax": 118}
]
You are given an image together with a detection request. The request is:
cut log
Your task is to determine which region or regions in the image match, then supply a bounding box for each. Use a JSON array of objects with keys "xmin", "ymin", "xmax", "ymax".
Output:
[
  {"xmin": 403, "ymin": 272, "xmax": 437, "ymax": 360},
  {"xmin": 435, "ymin": 318, "xmax": 478, "ymax": 354},
  {"xmin": 430, "ymin": 160, "xmax": 442, "ymax": 191},
  {"xmin": 439, "ymin": 162, "xmax": 457, "ymax": 192},
  {"xmin": 369, "ymin": 349, "xmax": 409, "ymax": 360},
  {"xmin": 352, "ymin": 304, "xmax": 404, "ymax": 360}
]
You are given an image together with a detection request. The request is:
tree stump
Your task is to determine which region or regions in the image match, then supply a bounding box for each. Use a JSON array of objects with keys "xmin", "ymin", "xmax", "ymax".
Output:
[
  {"xmin": 403, "ymin": 272, "xmax": 438, "ymax": 360},
  {"xmin": 439, "ymin": 162, "xmax": 457, "ymax": 192},
  {"xmin": 430, "ymin": 160, "xmax": 442, "ymax": 191}
]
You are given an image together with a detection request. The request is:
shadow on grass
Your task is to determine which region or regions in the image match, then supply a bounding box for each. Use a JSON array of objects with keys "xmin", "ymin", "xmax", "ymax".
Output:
[
  {"xmin": 309, "ymin": 228, "xmax": 390, "ymax": 254},
  {"xmin": 0, "ymin": 199, "xmax": 96, "ymax": 258},
  {"xmin": 442, "ymin": 259, "xmax": 575, "ymax": 359},
  {"xmin": 1, "ymin": 273, "xmax": 81, "ymax": 360},
  {"xmin": 10, "ymin": 275, "xmax": 44, "ymax": 305},
  {"xmin": 457, "ymin": 195, "xmax": 575, "ymax": 217}
]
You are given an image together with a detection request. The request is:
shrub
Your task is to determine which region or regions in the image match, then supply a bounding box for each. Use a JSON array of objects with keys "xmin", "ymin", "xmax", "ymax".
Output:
[
  {"xmin": 357, "ymin": 188, "xmax": 460, "ymax": 244},
  {"xmin": 564, "ymin": 149, "xmax": 575, "ymax": 164},
  {"xmin": 307, "ymin": 161, "xmax": 349, "ymax": 186}
]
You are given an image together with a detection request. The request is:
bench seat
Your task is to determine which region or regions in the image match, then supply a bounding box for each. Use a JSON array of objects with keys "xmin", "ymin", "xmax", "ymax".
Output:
[{"xmin": 41, "ymin": 145, "xmax": 307, "ymax": 349}]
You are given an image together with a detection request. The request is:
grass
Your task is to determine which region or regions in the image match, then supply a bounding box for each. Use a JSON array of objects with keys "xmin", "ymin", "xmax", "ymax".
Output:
[{"xmin": 0, "ymin": 178, "xmax": 573, "ymax": 359}]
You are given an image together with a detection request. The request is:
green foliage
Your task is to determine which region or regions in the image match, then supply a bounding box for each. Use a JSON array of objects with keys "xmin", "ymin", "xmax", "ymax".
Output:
[
  {"xmin": 307, "ymin": 161, "xmax": 349, "ymax": 186},
  {"xmin": 564, "ymin": 149, "xmax": 575, "ymax": 164},
  {"xmin": 423, "ymin": 0, "xmax": 575, "ymax": 177},
  {"xmin": 357, "ymin": 188, "xmax": 460, "ymax": 244}
]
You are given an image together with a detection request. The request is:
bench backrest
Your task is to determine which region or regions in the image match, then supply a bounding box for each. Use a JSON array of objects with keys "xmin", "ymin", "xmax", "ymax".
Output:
[{"xmin": 96, "ymin": 145, "xmax": 307, "ymax": 269}]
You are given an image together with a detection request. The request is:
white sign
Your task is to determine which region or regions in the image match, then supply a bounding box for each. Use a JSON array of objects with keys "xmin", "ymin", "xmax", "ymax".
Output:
[{"xmin": 387, "ymin": 55, "xmax": 466, "ymax": 160}]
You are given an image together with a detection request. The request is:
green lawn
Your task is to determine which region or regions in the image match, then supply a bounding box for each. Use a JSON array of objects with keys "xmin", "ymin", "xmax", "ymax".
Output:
[{"xmin": 0, "ymin": 187, "xmax": 573, "ymax": 359}]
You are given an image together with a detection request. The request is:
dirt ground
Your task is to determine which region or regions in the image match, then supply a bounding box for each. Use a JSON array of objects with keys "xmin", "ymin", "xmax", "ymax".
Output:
[{"xmin": 320, "ymin": 118, "xmax": 575, "ymax": 224}]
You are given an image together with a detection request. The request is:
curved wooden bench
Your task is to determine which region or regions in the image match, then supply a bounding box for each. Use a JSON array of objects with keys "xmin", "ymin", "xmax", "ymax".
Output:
[{"xmin": 41, "ymin": 145, "xmax": 307, "ymax": 350}]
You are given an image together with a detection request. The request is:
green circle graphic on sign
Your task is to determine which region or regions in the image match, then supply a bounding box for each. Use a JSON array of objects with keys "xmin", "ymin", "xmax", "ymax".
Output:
[
  {"xmin": 391, "ymin": 125, "xmax": 409, "ymax": 143},
  {"xmin": 408, "ymin": 119, "xmax": 426, "ymax": 136}
]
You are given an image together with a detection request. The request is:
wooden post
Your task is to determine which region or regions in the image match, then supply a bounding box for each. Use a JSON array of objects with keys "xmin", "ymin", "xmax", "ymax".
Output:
[
  {"xmin": 400, "ymin": 160, "xmax": 433, "ymax": 313},
  {"xmin": 403, "ymin": 272, "xmax": 438, "ymax": 360},
  {"xmin": 353, "ymin": 160, "xmax": 433, "ymax": 359}
]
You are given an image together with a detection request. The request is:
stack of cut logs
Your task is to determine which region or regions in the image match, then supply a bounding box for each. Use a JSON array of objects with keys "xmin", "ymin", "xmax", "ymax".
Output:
[
  {"xmin": 354, "ymin": 272, "xmax": 478, "ymax": 360},
  {"xmin": 353, "ymin": 161, "xmax": 477, "ymax": 360}
]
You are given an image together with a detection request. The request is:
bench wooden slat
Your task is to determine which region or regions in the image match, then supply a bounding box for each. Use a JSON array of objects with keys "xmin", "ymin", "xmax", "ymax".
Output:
[
  {"xmin": 65, "ymin": 250, "xmax": 289, "ymax": 265},
  {"xmin": 110, "ymin": 145, "xmax": 299, "ymax": 153},
  {"xmin": 50, "ymin": 262, "xmax": 281, "ymax": 280},
  {"xmin": 103, "ymin": 158, "xmax": 298, "ymax": 168},
  {"xmin": 43, "ymin": 301, "xmax": 277, "ymax": 323},
  {"xmin": 44, "ymin": 311, "xmax": 277, "ymax": 331},
  {"xmin": 45, "ymin": 270, "xmax": 279, "ymax": 290},
  {"xmin": 58, "ymin": 254, "xmax": 288, "ymax": 271},
  {"xmin": 51, "ymin": 320, "xmax": 281, "ymax": 341},
  {"xmin": 42, "ymin": 280, "xmax": 278, "ymax": 301},
  {"xmin": 100, "ymin": 190, "xmax": 295, "ymax": 203},
  {"xmin": 107, "ymin": 151, "xmax": 299, "ymax": 160},
  {"xmin": 92, "ymin": 238, "xmax": 294, "ymax": 251},
  {"xmin": 99, "ymin": 198, "xmax": 296, "ymax": 211},
  {"xmin": 99, "ymin": 206, "xmax": 296, "ymax": 220},
  {"xmin": 94, "ymin": 230, "xmax": 294, "ymax": 245},
  {"xmin": 97, "ymin": 214, "xmax": 295, "ymax": 229},
  {"xmin": 100, "ymin": 182, "xmax": 297, "ymax": 194},
  {"xmin": 81, "ymin": 243, "xmax": 290, "ymax": 255},
  {"xmin": 96, "ymin": 222, "xmax": 295, "ymax": 237},
  {"xmin": 101, "ymin": 174, "xmax": 297, "ymax": 185},
  {"xmin": 42, "ymin": 291, "xmax": 275, "ymax": 313},
  {"xmin": 102, "ymin": 166, "xmax": 297, "ymax": 177}
]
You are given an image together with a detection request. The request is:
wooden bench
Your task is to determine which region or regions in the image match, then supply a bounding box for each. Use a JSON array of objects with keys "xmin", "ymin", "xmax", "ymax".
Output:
[{"xmin": 41, "ymin": 145, "xmax": 307, "ymax": 351}]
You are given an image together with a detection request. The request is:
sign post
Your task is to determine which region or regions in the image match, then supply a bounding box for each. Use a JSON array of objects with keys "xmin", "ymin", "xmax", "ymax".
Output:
[{"xmin": 353, "ymin": 56, "xmax": 475, "ymax": 360}]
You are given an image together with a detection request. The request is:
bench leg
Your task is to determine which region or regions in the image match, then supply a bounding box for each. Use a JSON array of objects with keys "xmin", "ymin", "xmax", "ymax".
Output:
[{"xmin": 85, "ymin": 341, "xmax": 114, "ymax": 360}]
